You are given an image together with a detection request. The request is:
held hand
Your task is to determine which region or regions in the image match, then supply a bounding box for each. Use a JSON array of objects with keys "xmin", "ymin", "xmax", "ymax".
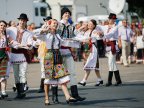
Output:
[{"xmin": 27, "ymin": 44, "xmax": 32, "ymax": 47}]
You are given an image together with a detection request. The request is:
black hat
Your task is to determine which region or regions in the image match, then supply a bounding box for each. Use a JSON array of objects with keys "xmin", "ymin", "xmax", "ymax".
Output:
[
  {"xmin": 17, "ymin": 13, "xmax": 29, "ymax": 21},
  {"xmin": 61, "ymin": 7, "xmax": 71, "ymax": 17},
  {"xmin": 43, "ymin": 16, "xmax": 52, "ymax": 21},
  {"xmin": 108, "ymin": 13, "xmax": 117, "ymax": 19}
]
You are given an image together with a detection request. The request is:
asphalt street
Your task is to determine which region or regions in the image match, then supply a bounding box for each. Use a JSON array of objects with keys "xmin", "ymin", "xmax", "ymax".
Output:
[{"xmin": 0, "ymin": 58, "xmax": 144, "ymax": 108}]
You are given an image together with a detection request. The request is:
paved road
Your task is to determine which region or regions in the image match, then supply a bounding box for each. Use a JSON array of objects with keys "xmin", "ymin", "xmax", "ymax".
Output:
[{"xmin": 0, "ymin": 58, "xmax": 144, "ymax": 108}]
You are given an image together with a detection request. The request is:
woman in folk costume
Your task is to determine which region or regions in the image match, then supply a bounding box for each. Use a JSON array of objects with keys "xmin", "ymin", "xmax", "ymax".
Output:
[
  {"xmin": 6, "ymin": 13, "xmax": 33, "ymax": 99},
  {"xmin": 102, "ymin": 13, "xmax": 122, "ymax": 86},
  {"xmin": 76, "ymin": 19, "xmax": 103, "ymax": 86},
  {"xmin": 36, "ymin": 19, "xmax": 77, "ymax": 105},
  {"xmin": 0, "ymin": 20, "xmax": 10, "ymax": 99}
]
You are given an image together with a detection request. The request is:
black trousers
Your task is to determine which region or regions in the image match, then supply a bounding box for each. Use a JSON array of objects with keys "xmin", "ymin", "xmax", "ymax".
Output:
[{"xmin": 97, "ymin": 40, "xmax": 105, "ymax": 57}]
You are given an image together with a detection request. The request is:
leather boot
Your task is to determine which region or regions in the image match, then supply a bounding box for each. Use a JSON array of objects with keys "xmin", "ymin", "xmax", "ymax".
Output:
[
  {"xmin": 51, "ymin": 86, "xmax": 59, "ymax": 104},
  {"xmin": 114, "ymin": 70, "xmax": 122, "ymax": 86},
  {"xmin": 106, "ymin": 71, "xmax": 113, "ymax": 86},
  {"xmin": 15, "ymin": 83, "xmax": 26, "ymax": 99},
  {"xmin": 70, "ymin": 85, "xmax": 86, "ymax": 101},
  {"xmin": 38, "ymin": 79, "xmax": 44, "ymax": 93}
]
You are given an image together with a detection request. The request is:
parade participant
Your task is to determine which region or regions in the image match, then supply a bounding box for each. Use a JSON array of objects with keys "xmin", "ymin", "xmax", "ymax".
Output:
[
  {"xmin": 6, "ymin": 13, "xmax": 33, "ymax": 98},
  {"xmin": 0, "ymin": 20, "xmax": 9, "ymax": 99},
  {"xmin": 33, "ymin": 16, "xmax": 60, "ymax": 103},
  {"xmin": 36, "ymin": 19, "xmax": 77, "ymax": 105},
  {"xmin": 33, "ymin": 16, "xmax": 52, "ymax": 94},
  {"xmin": 118, "ymin": 19, "xmax": 134, "ymax": 67},
  {"xmin": 41, "ymin": 17, "xmax": 60, "ymax": 103},
  {"xmin": 75, "ymin": 21, "xmax": 88, "ymax": 62},
  {"xmin": 102, "ymin": 13, "xmax": 122, "ymax": 86},
  {"xmin": 77, "ymin": 19, "xmax": 103, "ymax": 86},
  {"xmin": 57, "ymin": 7, "xmax": 85, "ymax": 101}
]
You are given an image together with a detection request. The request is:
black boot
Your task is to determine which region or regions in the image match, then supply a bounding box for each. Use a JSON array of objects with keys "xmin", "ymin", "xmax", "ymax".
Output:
[
  {"xmin": 38, "ymin": 79, "xmax": 44, "ymax": 93},
  {"xmin": 51, "ymin": 86, "xmax": 59, "ymax": 104},
  {"xmin": 12, "ymin": 85, "xmax": 17, "ymax": 92},
  {"xmin": 114, "ymin": 70, "xmax": 122, "ymax": 86},
  {"xmin": 1, "ymin": 93, "xmax": 8, "ymax": 99},
  {"xmin": 15, "ymin": 83, "xmax": 26, "ymax": 99},
  {"xmin": 15, "ymin": 83, "xmax": 21, "ymax": 98},
  {"xmin": 70, "ymin": 85, "xmax": 86, "ymax": 101},
  {"xmin": 106, "ymin": 71, "xmax": 113, "ymax": 87}
]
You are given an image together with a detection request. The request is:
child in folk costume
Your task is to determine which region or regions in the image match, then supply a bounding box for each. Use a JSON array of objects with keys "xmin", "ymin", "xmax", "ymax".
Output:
[
  {"xmin": 0, "ymin": 20, "xmax": 10, "ymax": 99},
  {"xmin": 36, "ymin": 19, "xmax": 77, "ymax": 105},
  {"xmin": 76, "ymin": 19, "xmax": 103, "ymax": 86}
]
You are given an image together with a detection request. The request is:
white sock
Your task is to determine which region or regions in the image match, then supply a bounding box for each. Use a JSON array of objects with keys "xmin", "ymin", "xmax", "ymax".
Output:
[
  {"xmin": 1, "ymin": 91, "xmax": 6, "ymax": 95},
  {"xmin": 97, "ymin": 78, "xmax": 102, "ymax": 82},
  {"xmin": 80, "ymin": 79, "xmax": 86, "ymax": 83}
]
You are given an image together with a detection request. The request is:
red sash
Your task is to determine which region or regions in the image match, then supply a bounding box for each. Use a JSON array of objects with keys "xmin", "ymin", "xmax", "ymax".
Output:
[{"xmin": 105, "ymin": 41, "xmax": 116, "ymax": 54}]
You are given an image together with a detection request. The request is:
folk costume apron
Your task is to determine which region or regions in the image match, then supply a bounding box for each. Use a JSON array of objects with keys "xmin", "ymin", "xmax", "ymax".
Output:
[
  {"xmin": 82, "ymin": 30, "xmax": 99, "ymax": 70},
  {"xmin": 44, "ymin": 35, "xmax": 70, "ymax": 80},
  {"xmin": 0, "ymin": 34, "xmax": 9, "ymax": 77}
]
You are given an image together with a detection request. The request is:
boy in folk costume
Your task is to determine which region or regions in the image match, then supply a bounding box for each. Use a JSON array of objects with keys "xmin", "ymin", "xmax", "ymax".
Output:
[
  {"xmin": 56, "ymin": 7, "xmax": 85, "ymax": 101},
  {"xmin": 102, "ymin": 13, "xmax": 122, "ymax": 86},
  {"xmin": 6, "ymin": 13, "xmax": 33, "ymax": 98},
  {"xmin": 36, "ymin": 19, "xmax": 77, "ymax": 105}
]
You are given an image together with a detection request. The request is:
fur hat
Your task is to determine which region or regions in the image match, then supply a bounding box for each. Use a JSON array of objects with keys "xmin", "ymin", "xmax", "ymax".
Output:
[
  {"xmin": 17, "ymin": 13, "xmax": 29, "ymax": 21},
  {"xmin": 61, "ymin": 7, "xmax": 71, "ymax": 17}
]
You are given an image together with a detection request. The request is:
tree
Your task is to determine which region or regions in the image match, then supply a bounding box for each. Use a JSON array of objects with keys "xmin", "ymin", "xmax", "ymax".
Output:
[{"xmin": 126, "ymin": 0, "xmax": 144, "ymax": 18}]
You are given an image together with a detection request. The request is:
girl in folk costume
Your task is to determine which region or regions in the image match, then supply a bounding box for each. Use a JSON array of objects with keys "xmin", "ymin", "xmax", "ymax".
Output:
[
  {"xmin": 76, "ymin": 19, "xmax": 103, "ymax": 86},
  {"xmin": 6, "ymin": 13, "xmax": 33, "ymax": 99},
  {"xmin": 36, "ymin": 19, "xmax": 77, "ymax": 105},
  {"xmin": 0, "ymin": 20, "xmax": 9, "ymax": 99},
  {"xmin": 102, "ymin": 13, "xmax": 122, "ymax": 86}
]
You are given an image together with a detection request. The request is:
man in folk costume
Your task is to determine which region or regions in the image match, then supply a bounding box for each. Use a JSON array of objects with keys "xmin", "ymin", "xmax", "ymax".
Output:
[
  {"xmin": 103, "ymin": 13, "xmax": 122, "ymax": 86},
  {"xmin": 56, "ymin": 7, "xmax": 86, "ymax": 101},
  {"xmin": 7, "ymin": 13, "xmax": 33, "ymax": 98}
]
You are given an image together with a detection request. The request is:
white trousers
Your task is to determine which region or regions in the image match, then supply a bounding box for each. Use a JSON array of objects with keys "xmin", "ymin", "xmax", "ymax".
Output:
[
  {"xmin": 13, "ymin": 62, "xmax": 28, "ymax": 83},
  {"xmin": 106, "ymin": 51, "xmax": 118, "ymax": 71},
  {"xmin": 39, "ymin": 58, "xmax": 45, "ymax": 78},
  {"xmin": 62, "ymin": 56, "xmax": 77, "ymax": 85}
]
